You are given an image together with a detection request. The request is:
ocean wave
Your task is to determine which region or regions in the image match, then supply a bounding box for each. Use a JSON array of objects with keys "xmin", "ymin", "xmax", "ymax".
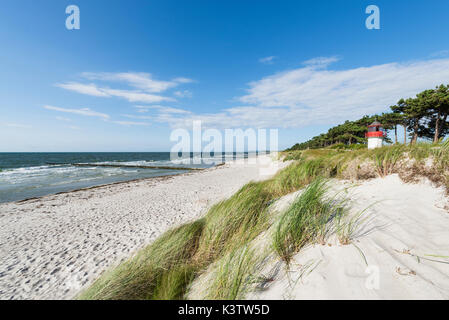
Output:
[
  {"xmin": 83, "ymin": 160, "xmax": 156, "ymax": 166},
  {"xmin": 0, "ymin": 153, "xmax": 203, "ymax": 202},
  {"xmin": 0, "ymin": 155, "xmax": 228, "ymax": 203},
  {"xmin": 0, "ymin": 165, "xmax": 52, "ymax": 175}
]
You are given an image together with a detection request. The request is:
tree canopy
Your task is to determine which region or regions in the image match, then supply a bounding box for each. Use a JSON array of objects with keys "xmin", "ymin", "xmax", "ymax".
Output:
[{"xmin": 288, "ymin": 84, "xmax": 449, "ymax": 151}]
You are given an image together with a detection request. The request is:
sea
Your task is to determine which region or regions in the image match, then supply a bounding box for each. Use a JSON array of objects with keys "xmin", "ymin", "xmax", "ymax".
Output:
[{"xmin": 0, "ymin": 152, "xmax": 252, "ymax": 203}]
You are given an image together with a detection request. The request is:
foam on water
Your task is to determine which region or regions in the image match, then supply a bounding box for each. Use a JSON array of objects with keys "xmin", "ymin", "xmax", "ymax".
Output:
[
  {"xmin": 0, "ymin": 152, "xmax": 255, "ymax": 203},
  {"xmin": 0, "ymin": 163, "xmax": 186, "ymax": 203}
]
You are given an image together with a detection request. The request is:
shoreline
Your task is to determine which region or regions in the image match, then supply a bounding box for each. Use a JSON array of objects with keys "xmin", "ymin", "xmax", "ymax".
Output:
[
  {"xmin": 13, "ymin": 168, "xmax": 199, "ymax": 205},
  {"xmin": 2, "ymin": 163, "xmax": 226, "ymax": 205},
  {"xmin": 0, "ymin": 155, "xmax": 282, "ymax": 300}
]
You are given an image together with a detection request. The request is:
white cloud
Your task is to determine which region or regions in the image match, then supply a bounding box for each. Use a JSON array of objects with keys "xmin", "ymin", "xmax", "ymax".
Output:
[
  {"xmin": 43, "ymin": 105, "xmax": 110, "ymax": 120},
  {"xmin": 112, "ymin": 120, "xmax": 150, "ymax": 126},
  {"xmin": 55, "ymin": 82, "xmax": 109, "ymax": 97},
  {"xmin": 44, "ymin": 105, "xmax": 154, "ymax": 126},
  {"xmin": 102, "ymin": 88, "xmax": 174, "ymax": 103},
  {"xmin": 174, "ymin": 90, "xmax": 193, "ymax": 98},
  {"xmin": 152, "ymin": 106, "xmax": 307, "ymax": 129},
  {"xmin": 81, "ymin": 72, "xmax": 178, "ymax": 93},
  {"xmin": 259, "ymin": 56, "xmax": 276, "ymax": 64},
  {"xmin": 55, "ymin": 82, "xmax": 174, "ymax": 104},
  {"xmin": 156, "ymin": 57, "xmax": 449, "ymax": 129},
  {"xmin": 302, "ymin": 56, "xmax": 340, "ymax": 68},
  {"xmin": 2, "ymin": 123, "xmax": 32, "ymax": 129},
  {"xmin": 173, "ymin": 77, "xmax": 195, "ymax": 84},
  {"xmin": 56, "ymin": 72, "xmax": 194, "ymax": 104},
  {"xmin": 55, "ymin": 116, "xmax": 72, "ymax": 122},
  {"xmin": 238, "ymin": 57, "xmax": 449, "ymax": 125},
  {"xmin": 430, "ymin": 50, "xmax": 449, "ymax": 58},
  {"xmin": 51, "ymin": 58, "xmax": 449, "ymax": 131},
  {"xmin": 135, "ymin": 105, "xmax": 191, "ymax": 114},
  {"xmin": 121, "ymin": 114, "xmax": 152, "ymax": 120}
]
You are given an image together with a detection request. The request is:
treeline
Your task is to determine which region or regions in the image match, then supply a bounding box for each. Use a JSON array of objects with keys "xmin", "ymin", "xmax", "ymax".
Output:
[{"xmin": 288, "ymin": 84, "xmax": 449, "ymax": 151}]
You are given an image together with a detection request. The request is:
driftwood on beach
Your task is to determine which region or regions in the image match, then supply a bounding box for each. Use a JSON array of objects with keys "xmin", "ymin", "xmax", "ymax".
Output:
[{"xmin": 46, "ymin": 162, "xmax": 206, "ymax": 171}]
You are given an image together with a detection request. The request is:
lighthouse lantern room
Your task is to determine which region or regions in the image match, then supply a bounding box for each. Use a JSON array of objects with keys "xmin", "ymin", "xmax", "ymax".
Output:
[{"xmin": 366, "ymin": 120, "xmax": 386, "ymax": 149}]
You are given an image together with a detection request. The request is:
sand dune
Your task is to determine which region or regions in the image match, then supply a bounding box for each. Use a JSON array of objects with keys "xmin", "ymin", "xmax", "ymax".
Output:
[{"xmin": 248, "ymin": 175, "xmax": 449, "ymax": 299}]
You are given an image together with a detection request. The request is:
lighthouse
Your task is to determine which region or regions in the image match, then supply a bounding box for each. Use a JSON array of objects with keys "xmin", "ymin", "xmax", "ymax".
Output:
[{"xmin": 366, "ymin": 120, "xmax": 386, "ymax": 149}]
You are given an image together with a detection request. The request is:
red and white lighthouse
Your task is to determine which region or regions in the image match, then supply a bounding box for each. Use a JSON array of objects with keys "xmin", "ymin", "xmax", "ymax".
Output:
[{"xmin": 365, "ymin": 120, "xmax": 386, "ymax": 149}]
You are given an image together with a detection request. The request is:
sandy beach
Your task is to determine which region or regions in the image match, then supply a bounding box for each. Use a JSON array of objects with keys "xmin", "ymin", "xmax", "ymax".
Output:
[
  {"xmin": 0, "ymin": 156, "xmax": 281, "ymax": 300},
  {"xmin": 2, "ymin": 153, "xmax": 449, "ymax": 300}
]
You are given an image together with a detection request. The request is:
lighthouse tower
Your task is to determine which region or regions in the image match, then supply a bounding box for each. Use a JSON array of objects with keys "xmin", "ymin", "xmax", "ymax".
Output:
[{"xmin": 366, "ymin": 120, "xmax": 386, "ymax": 149}]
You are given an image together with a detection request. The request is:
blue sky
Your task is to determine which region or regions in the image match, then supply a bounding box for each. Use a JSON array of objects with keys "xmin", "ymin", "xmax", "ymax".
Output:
[{"xmin": 1, "ymin": 0, "xmax": 449, "ymax": 151}]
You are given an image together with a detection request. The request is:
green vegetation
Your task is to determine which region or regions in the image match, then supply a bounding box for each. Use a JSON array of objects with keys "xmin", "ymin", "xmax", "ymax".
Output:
[
  {"xmin": 195, "ymin": 181, "xmax": 272, "ymax": 262},
  {"xmin": 273, "ymin": 179, "xmax": 348, "ymax": 263},
  {"xmin": 80, "ymin": 140, "xmax": 449, "ymax": 300},
  {"xmin": 79, "ymin": 220, "xmax": 204, "ymax": 300},
  {"xmin": 335, "ymin": 205, "xmax": 370, "ymax": 246},
  {"xmin": 288, "ymin": 116, "xmax": 378, "ymax": 150},
  {"xmin": 288, "ymin": 84, "xmax": 449, "ymax": 150},
  {"xmin": 372, "ymin": 145, "xmax": 404, "ymax": 177},
  {"xmin": 204, "ymin": 246, "xmax": 259, "ymax": 300},
  {"xmin": 201, "ymin": 179, "xmax": 354, "ymax": 299}
]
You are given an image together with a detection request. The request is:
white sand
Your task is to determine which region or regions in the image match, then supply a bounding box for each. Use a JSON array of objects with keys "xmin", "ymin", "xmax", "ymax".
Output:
[
  {"xmin": 248, "ymin": 175, "xmax": 449, "ymax": 300},
  {"xmin": 0, "ymin": 155, "xmax": 283, "ymax": 300}
]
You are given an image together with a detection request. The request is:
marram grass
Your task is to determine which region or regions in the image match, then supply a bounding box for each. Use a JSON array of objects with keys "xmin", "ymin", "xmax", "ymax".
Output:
[
  {"xmin": 195, "ymin": 181, "xmax": 273, "ymax": 262},
  {"xmin": 78, "ymin": 219, "xmax": 204, "ymax": 300},
  {"xmin": 80, "ymin": 141, "xmax": 449, "ymax": 300},
  {"xmin": 204, "ymin": 246, "xmax": 259, "ymax": 300},
  {"xmin": 273, "ymin": 179, "xmax": 349, "ymax": 263}
]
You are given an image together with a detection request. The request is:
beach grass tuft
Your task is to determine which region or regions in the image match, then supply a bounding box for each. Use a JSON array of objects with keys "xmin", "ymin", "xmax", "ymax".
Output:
[
  {"xmin": 195, "ymin": 181, "xmax": 273, "ymax": 262},
  {"xmin": 204, "ymin": 246, "xmax": 259, "ymax": 300},
  {"xmin": 371, "ymin": 145, "xmax": 405, "ymax": 177},
  {"xmin": 273, "ymin": 179, "xmax": 348, "ymax": 263}
]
